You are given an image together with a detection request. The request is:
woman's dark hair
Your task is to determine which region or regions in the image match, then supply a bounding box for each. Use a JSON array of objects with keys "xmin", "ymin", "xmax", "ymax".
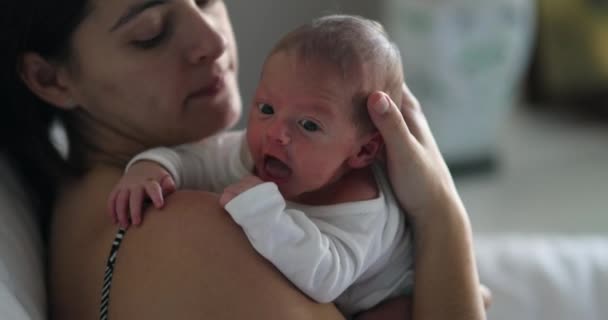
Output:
[{"xmin": 1, "ymin": 0, "xmax": 92, "ymax": 218}]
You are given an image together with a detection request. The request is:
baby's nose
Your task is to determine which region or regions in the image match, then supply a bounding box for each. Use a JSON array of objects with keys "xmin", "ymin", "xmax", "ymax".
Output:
[{"xmin": 267, "ymin": 122, "xmax": 291, "ymax": 145}]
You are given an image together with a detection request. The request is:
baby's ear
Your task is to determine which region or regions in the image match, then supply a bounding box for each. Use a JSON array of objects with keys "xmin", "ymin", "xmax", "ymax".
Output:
[{"xmin": 347, "ymin": 132, "xmax": 384, "ymax": 169}]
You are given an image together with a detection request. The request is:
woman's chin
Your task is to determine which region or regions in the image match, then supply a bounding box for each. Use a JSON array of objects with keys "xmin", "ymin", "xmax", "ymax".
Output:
[
  {"xmin": 207, "ymin": 101, "xmax": 242, "ymax": 135},
  {"xmin": 224, "ymin": 103, "xmax": 242, "ymax": 130},
  {"xmin": 225, "ymin": 77, "xmax": 243, "ymax": 128}
]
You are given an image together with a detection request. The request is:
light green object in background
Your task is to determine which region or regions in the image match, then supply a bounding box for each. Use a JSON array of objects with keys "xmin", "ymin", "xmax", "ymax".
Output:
[{"xmin": 382, "ymin": 0, "xmax": 536, "ymax": 167}]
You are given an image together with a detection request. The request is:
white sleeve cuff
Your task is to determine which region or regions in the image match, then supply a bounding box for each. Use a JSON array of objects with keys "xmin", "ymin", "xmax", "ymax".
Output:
[
  {"xmin": 224, "ymin": 182, "xmax": 284, "ymax": 223},
  {"xmin": 125, "ymin": 147, "xmax": 185, "ymax": 188}
]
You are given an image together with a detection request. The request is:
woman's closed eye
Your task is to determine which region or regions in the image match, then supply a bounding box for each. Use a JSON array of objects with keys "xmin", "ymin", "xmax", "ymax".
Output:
[
  {"xmin": 132, "ymin": 25, "xmax": 169, "ymax": 49},
  {"xmin": 130, "ymin": 11, "xmax": 172, "ymax": 49},
  {"xmin": 258, "ymin": 103, "xmax": 275, "ymax": 115},
  {"xmin": 298, "ymin": 119, "xmax": 321, "ymax": 132}
]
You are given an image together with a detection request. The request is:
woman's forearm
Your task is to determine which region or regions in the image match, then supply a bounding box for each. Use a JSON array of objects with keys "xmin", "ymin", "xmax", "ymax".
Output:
[{"xmin": 412, "ymin": 194, "xmax": 485, "ymax": 320}]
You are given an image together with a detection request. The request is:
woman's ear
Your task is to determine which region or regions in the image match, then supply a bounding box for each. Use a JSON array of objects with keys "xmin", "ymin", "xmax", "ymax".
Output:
[
  {"xmin": 18, "ymin": 52, "xmax": 77, "ymax": 109},
  {"xmin": 347, "ymin": 131, "xmax": 384, "ymax": 169}
]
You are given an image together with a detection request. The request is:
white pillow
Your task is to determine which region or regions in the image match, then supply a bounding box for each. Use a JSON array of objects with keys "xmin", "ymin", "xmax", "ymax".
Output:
[
  {"xmin": 476, "ymin": 235, "xmax": 608, "ymax": 320},
  {"xmin": 0, "ymin": 155, "xmax": 46, "ymax": 320}
]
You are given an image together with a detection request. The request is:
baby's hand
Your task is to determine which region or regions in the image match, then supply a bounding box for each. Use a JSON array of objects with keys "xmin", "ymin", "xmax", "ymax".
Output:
[
  {"xmin": 219, "ymin": 175, "xmax": 265, "ymax": 207},
  {"xmin": 107, "ymin": 161, "xmax": 176, "ymax": 229}
]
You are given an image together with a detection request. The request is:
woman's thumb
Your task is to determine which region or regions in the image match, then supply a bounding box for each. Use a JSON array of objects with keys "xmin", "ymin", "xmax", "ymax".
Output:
[{"xmin": 367, "ymin": 92, "xmax": 411, "ymax": 149}]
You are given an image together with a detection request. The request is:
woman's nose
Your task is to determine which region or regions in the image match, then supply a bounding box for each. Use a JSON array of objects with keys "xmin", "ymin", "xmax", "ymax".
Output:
[
  {"xmin": 266, "ymin": 121, "xmax": 291, "ymax": 145},
  {"xmin": 186, "ymin": 9, "xmax": 227, "ymax": 64}
]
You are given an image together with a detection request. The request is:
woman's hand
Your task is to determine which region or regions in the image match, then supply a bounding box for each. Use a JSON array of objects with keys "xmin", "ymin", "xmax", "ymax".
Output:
[
  {"xmin": 366, "ymin": 83, "xmax": 459, "ymax": 223},
  {"xmin": 366, "ymin": 84, "xmax": 486, "ymax": 320}
]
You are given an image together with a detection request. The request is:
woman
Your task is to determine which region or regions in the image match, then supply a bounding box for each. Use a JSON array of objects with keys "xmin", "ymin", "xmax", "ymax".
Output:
[{"xmin": 2, "ymin": 0, "xmax": 486, "ymax": 319}]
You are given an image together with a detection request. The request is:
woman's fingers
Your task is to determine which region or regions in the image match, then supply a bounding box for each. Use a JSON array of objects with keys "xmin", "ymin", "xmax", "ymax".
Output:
[
  {"xmin": 399, "ymin": 82, "xmax": 440, "ymax": 151},
  {"xmin": 366, "ymin": 85, "xmax": 455, "ymax": 218},
  {"xmin": 369, "ymin": 85, "xmax": 441, "ymax": 157},
  {"xmin": 367, "ymin": 91, "xmax": 415, "ymax": 154},
  {"xmin": 399, "ymin": 83, "xmax": 428, "ymax": 146},
  {"xmin": 480, "ymin": 284, "xmax": 493, "ymax": 309},
  {"xmin": 401, "ymin": 82, "xmax": 421, "ymax": 112}
]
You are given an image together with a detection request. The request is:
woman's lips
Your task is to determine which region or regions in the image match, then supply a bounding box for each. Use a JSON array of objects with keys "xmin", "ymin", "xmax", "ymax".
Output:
[{"xmin": 187, "ymin": 75, "xmax": 226, "ymax": 102}]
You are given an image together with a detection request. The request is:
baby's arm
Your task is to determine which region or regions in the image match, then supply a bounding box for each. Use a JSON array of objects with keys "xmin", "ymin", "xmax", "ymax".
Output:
[
  {"xmin": 107, "ymin": 131, "xmax": 248, "ymax": 228},
  {"xmin": 223, "ymin": 182, "xmax": 377, "ymax": 305}
]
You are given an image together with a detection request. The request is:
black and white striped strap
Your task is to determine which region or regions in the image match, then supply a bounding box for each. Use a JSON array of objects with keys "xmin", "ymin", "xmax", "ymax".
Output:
[{"xmin": 100, "ymin": 228, "xmax": 126, "ymax": 320}]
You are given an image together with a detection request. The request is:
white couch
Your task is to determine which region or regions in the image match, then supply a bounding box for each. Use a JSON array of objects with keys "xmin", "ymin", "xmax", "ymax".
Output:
[{"xmin": 476, "ymin": 235, "xmax": 608, "ymax": 320}]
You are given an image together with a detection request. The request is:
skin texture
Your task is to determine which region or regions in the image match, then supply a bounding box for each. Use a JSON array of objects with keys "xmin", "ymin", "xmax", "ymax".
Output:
[{"xmin": 18, "ymin": 0, "xmax": 486, "ymax": 318}]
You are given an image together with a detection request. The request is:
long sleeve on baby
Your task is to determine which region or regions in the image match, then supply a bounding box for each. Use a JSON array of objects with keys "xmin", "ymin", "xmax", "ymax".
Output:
[
  {"xmin": 127, "ymin": 131, "xmax": 251, "ymax": 193},
  {"xmin": 225, "ymin": 182, "xmax": 382, "ymax": 303}
]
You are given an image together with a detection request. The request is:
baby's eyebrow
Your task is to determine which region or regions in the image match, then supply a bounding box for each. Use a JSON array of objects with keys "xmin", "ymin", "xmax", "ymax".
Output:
[
  {"xmin": 110, "ymin": 0, "xmax": 169, "ymax": 32},
  {"xmin": 308, "ymin": 103, "xmax": 335, "ymax": 118}
]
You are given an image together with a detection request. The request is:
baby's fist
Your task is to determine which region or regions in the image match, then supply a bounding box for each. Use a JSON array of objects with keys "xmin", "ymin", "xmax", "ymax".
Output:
[{"xmin": 219, "ymin": 175, "xmax": 265, "ymax": 207}]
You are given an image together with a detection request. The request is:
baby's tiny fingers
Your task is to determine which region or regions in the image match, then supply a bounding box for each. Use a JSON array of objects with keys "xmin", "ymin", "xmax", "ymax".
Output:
[
  {"xmin": 116, "ymin": 189, "xmax": 131, "ymax": 229},
  {"xmin": 145, "ymin": 181, "xmax": 164, "ymax": 208},
  {"xmin": 219, "ymin": 192, "xmax": 235, "ymax": 207},
  {"xmin": 160, "ymin": 175, "xmax": 176, "ymax": 194},
  {"xmin": 107, "ymin": 188, "xmax": 120, "ymax": 223},
  {"xmin": 245, "ymin": 175, "xmax": 264, "ymax": 185},
  {"xmin": 129, "ymin": 188, "xmax": 144, "ymax": 226},
  {"xmin": 225, "ymin": 183, "xmax": 247, "ymax": 196}
]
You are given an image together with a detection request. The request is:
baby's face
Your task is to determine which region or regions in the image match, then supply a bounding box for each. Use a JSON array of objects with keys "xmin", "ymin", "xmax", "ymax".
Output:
[{"xmin": 246, "ymin": 52, "xmax": 369, "ymax": 201}]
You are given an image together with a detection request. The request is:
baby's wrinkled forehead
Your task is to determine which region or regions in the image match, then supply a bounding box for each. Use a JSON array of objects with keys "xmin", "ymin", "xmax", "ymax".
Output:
[{"xmin": 264, "ymin": 14, "xmax": 405, "ymax": 132}]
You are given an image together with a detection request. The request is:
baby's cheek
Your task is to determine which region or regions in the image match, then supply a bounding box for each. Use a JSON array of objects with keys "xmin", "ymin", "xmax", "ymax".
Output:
[{"xmin": 298, "ymin": 165, "xmax": 327, "ymax": 187}]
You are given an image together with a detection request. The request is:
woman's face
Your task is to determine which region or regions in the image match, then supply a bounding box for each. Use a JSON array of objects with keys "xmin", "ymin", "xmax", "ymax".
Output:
[{"xmin": 64, "ymin": 0, "xmax": 241, "ymax": 147}]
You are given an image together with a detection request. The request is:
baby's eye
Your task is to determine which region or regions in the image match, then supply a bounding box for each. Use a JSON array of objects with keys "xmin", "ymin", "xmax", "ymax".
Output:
[
  {"xmin": 298, "ymin": 119, "xmax": 320, "ymax": 132},
  {"xmin": 258, "ymin": 103, "xmax": 274, "ymax": 115}
]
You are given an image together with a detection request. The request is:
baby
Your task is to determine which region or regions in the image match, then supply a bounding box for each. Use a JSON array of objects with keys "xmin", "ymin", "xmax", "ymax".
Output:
[{"xmin": 108, "ymin": 14, "xmax": 411, "ymax": 316}]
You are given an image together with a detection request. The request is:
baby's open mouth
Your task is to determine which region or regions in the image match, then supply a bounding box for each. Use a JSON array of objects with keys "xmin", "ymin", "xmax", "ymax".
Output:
[{"xmin": 263, "ymin": 155, "xmax": 292, "ymax": 181}]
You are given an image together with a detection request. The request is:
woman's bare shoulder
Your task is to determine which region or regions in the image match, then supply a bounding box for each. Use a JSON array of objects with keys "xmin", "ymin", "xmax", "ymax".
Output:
[{"xmin": 107, "ymin": 190, "xmax": 344, "ymax": 320}]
